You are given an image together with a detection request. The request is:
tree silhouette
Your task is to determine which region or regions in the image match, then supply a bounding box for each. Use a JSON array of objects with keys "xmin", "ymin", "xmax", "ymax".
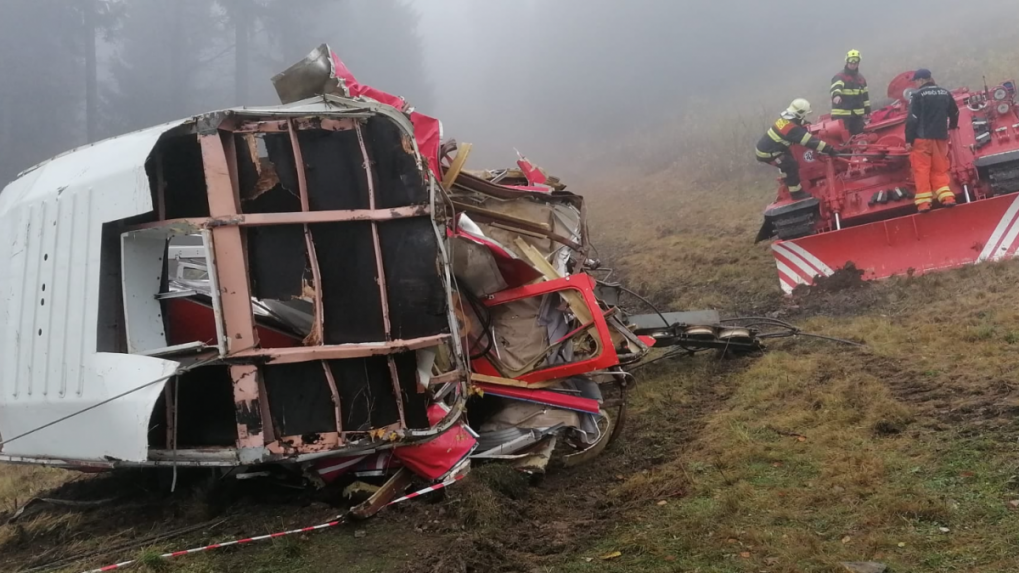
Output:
[{"xmin": 106, "ymin": 0, "xmax": 228, "ymax": 133}]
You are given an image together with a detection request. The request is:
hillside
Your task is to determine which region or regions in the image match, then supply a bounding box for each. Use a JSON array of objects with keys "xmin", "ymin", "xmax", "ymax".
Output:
[
  {"xmin": 4, "ymin": 33, "xmax": 1019, "ymax": 573},
  {"xmin": 4, "ymin": 157, "xmax": 1019, "ymax": 573}
]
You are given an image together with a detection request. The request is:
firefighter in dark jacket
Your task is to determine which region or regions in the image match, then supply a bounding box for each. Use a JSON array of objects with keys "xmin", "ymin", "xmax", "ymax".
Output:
[
  {"xmin": 756, "ymin": 99, "xmax": 838, "ymax": 201},
  {"xmin": 831, "ymin": 49, "xmax": 870, "ymax": 135},
  {"xmin": 905, "ymin": 68, "xmax": 959, "ymax": 212}
]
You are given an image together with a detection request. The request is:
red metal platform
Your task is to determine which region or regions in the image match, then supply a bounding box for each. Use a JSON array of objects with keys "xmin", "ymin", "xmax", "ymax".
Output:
[{"xmin": 772, "ymin": 192, "xmax": 1019, "ymax": 292}]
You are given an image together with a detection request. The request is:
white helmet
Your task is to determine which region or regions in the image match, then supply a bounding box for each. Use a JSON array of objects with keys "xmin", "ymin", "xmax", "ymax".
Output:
[{"xmin": 782, "ymin": 98, "xmax": 812, "ymax": 120}]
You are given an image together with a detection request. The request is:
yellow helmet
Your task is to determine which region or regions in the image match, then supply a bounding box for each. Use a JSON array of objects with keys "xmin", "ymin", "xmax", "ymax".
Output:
[{"xmin": 846, "ymin": 49, "xmax": 861, "ymax": 63}]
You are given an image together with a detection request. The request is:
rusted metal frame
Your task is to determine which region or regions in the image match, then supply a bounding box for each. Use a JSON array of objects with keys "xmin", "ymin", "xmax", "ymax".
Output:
[
  {"xmin": 200, "ymin": 132, "xmax": 258, "ymax": 352},
  {"xmin": 238, "ymin": 205, "xmax": 430, "ymax": 225},
  {"xmin": 321, "ymin": 361, "xmax": 344, "ymax": 438},
  {"xmin": 354, "ymin": 122, "xmax": 407, "ymax": 429},
  {"xmin": 200, "ymin": 131, "xmax": 264, "ymax": 452},
  {"xmin": 230, "ymin": 335, "xmax": 451, "ymax": 364},
  {"xmin": 124, "ymin": 205, "xmax": 432, "ymax": 232},
  {"xmin": 244, "ymin": 205, "xmax": 430, "ymax": 225},
  {"xmin": 234, "ymin": 117, "xmax": 357, "ymax": 134},
  {"xmin": 287, "ymin": 119, "xmax": 326, "ymax": 345}
]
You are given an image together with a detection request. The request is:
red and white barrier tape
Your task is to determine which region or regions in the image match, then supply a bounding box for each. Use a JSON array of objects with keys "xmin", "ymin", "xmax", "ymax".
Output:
[{"xmin": 81, "ymin": 474, "xmax": 466, "ymax": 573}]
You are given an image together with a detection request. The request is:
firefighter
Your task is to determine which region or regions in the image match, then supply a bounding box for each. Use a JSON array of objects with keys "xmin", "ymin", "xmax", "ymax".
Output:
[
  {"xmin": 831, "ymin": 49, "xmax": 870, "ymax": 135},
  {"xmin": 905, "ymin": 68, "xmax": 959, "ymax": 212},
  {"xmin": 756, "ymin": 99, "xmax": 838, "ymax": 201}
]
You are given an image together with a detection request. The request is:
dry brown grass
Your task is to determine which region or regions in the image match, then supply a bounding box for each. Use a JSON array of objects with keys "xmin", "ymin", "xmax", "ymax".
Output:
[
  {"xmin": 0, "ymin": 465, "xmax": 74, "ymax": 515},
  {"xmin": 557, "ymin": 261, "xmax": 1019, "ymax": 572}
]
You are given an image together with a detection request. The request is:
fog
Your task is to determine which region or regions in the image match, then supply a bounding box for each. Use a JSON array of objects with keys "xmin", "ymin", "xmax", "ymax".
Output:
[
  {"xmin": 416, "ymin": 0, "xmax": 1019, "ymax": 170},
  {"xmin": 0, "ymin": 0, "xmax": 1015, "ymax": 185}
]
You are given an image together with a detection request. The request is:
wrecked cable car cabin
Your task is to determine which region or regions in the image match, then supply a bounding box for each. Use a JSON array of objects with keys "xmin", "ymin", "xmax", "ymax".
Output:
[{"xmin": 0, "ymin": 97, "xmax": 470, "ymax": 470}]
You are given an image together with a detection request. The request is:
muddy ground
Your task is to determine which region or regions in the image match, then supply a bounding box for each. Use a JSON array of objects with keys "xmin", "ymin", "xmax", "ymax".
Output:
[{"xmin": 0, "ymin": 354, "xmax": 750, "ymax": 573}]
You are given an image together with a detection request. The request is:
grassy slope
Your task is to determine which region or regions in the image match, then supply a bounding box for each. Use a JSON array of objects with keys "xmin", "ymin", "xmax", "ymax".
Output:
[
  {"xmin": 561, "ymin": 263, "xmax": 1019, "ymax": 572},
  {"xmin": 6, "ymin": 25, "xmax": 1019, "ymax": 573}
]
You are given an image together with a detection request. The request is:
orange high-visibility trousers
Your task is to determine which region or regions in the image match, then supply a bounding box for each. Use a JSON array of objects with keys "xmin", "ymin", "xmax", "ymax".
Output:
[{"xmin": 911, "ymin": 139, "xmax": 954, "ymax": 207}]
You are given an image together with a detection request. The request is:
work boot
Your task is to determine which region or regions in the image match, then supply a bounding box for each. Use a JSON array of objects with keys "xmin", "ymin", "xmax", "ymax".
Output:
[
  {"xmin": 941, "ymin": 195, "xmax": 957, "ymax": 208},
  {"xmin": 790, "ymin": 189, "xmax": 810, "ymax": 201},
  {"xmin": 916, "ymin": 202, "xmax": 932, "ymax": 213}
]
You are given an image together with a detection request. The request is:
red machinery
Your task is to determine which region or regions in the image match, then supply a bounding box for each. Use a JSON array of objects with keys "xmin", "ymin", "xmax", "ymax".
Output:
[{"xmin": 758, "ymin": 71, "xmax": 1019, "ymax": 293}]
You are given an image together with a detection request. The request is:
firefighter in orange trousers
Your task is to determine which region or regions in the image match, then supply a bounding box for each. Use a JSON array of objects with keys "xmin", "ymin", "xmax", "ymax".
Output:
[{"xmin": 905, "ymin": 68, "xmax": 959, "ymax": 212}]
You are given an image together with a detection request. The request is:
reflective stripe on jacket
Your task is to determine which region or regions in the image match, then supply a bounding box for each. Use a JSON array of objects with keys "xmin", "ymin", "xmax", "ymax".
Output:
[
  {"xmin": 755, "ymin": 117, "xmax": 829, "ymax": 159},
  {"xmin": 831, "ymin": 69, "xmax": 870, "ymax": 117}
]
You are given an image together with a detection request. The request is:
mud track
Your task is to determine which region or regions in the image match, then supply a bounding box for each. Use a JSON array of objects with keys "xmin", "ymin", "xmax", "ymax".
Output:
[
  {"xmin": 400, "ymin": 359, "xmax": 753, "ymax": 573},
  {"xmin": 0, "ymin": 358, "xmax": 753, "ymax": 573}
]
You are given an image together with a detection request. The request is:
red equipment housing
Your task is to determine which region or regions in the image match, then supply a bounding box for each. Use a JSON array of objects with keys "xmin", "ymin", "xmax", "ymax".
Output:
[{"xmin": 759, "ymin": 72, "xmax": 1019, "ymax": 293}]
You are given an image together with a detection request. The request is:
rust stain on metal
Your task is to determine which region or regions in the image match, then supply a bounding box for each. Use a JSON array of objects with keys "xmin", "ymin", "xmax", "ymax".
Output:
[
  {"xmin": 295, "ymin": 117, "xmax": 356, "ymax": 132},
  {"xmin": 240, "ymin": 133, "xmax": 281, "ymax": 202},
  {"xmin": 234, "ymin": 119, "xmax": 290, "ymax": 133},
  {"xmin": 205, "ymin": 216, "xmax": 245, "ymax": 228},
  {"xmin": 229, "ymin": 365, "xmax": 264, "ymax": 448},
  {"xmin": 231, "ymin": 334, "xmax": 451, "ymax": 364},
  {"xmin": 235, "ymin": 117, "xmax": 357, "ymax": 133},
  {"xmin": 124, "ymin": 217, "xmax": 206, "ymax": 233},
  {"xmin": 267, "ymin": 432, "xmax": 340, "ymax": 455}
]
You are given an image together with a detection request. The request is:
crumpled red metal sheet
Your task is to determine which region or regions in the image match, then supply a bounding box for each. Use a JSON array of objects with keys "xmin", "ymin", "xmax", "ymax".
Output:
[
  {"xmin": 328, "ymin": 50, "xmax": 442, "ymax": 180},
  {"xmin": 393, "ymin": 405, "xmax": 477, "ymax": 481}
]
